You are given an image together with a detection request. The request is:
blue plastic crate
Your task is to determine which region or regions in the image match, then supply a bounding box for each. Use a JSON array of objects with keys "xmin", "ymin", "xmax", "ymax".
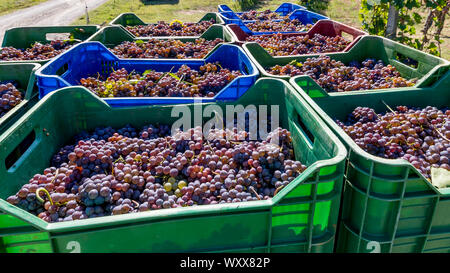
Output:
[
  {"xmin": 35, "ymin": 42, "xmax": 259, "ymax": 107},
  {"xmin": 219, "ymin": 9, "xmax": 328, "ymax": 35},
  {"xmin": 218, "ymin": 2, "xmax": 305, "ymax": 16}
]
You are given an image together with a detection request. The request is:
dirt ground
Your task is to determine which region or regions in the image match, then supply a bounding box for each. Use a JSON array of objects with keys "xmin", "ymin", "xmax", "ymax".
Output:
[{"xmin": 0, "ymin": 0, "xmax": 109, "ymax": 44}]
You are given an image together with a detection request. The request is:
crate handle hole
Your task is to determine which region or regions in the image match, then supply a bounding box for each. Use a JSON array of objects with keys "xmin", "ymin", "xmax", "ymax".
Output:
[
  {"xmin": 340, "ymin": 31, "xmax": 354, "ymax": 41},
  {"xmin": 5, "ymin": 130, "xmax": 36, "ymax": 170},
  {"xmin": 241, "ymin": 62, "xmax": 249, "ymax": 75},
  {"xmin": 394, "ymin": 52, "xmax": 419, "ymax": 69},
  {"xmin": 295, "ymin": 111, "xmax": 315, "ymax": 146},
  {"xmin": 46, "ymin": 33, "xmax": 72, "ymax": 41},
  {"xmin": 55, "ymin": 63, "xmax": 69, "ymax": 77}
]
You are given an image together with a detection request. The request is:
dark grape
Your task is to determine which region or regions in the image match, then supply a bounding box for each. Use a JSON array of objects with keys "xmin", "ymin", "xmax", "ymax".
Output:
[{"xmin": 0, "ymin": 82, "xmax": 23, "ymax": 118}]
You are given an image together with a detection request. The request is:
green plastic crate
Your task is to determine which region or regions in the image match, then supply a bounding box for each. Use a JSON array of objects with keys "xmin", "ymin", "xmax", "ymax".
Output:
[
  {"xmin": 0, "ymin": 78, "xmax": 346, "ymax": 253},
  {"xmin": 1, "ymin": 26, "xmax": 100, "ymax": 65},
  {"xmin": 0, "ymin": 63, "xmax": 40, "ymax": 135},
  {"xmin": 289, "ymin": 70, "xmax": 450, "ymax": 253},
  {"xmin": 244, "ymin": 35, "xmax": 450, "ymax": 89},
  {"xmin": 86, "ymin": 24, "xmax": 235, "ymax": 58},
  {"xmin": 0, "ymin": 212, "xmax": 52, "ymax": 253},
  {"xmin": 109, "ymin": 12, "xmax": 225, "ymax": 39}
]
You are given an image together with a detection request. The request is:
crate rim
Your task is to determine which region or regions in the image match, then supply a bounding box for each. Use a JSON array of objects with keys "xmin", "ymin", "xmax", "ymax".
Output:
[
  {"xmin": 227, "ymin": 19, "xmax": 368, "ymax": 57},
  {"xmin": 108, "ymin": 12, "xmax": 225, "ymax": 39},
  {"xmin": 35, "ymin": 41, "xmax": 260, "ymax": 102},
  {"xmin": 218, "ymin": 8, "xmax": 329, "ymax": 36},
  {"xmin": 217, "ymin": 4, "xmax": 317, "ymax": 25},
  {"xmin": 85, "ymin": 24, "xmax": 236, "ymax": 59},
  {"xmin": 0, "ymin": 77, "xmax": 347, "ymax": 233},
  {"xmin": 0, "ymin": 25, "xmax": 101, "ymax": 65},
  {"xmin": 0, "ymin": 63, "xmax": 41, "ymax": 124},
  {"xmin": 227, "ymin": 19, "xmax": 368, "ymax": 42},
  {"xmin": 114, "ymin": 23, "xmax": 229, "ymax": 41},
  {"xmin": 245, "ymin": 34, "xmax": 450, "ymax": 87}
]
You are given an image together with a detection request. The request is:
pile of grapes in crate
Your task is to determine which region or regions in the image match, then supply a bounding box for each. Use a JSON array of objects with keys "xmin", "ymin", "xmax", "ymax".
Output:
[
  {"xmin": 111, "ymin": 38, "xmax": 224, "ymax": 59},
  {"xmin": 246, "ymin": 33, "xmax": 351, "ymax": 56},
  {"xmin": 246, "ymin": 18, "xmax": 312, "ymax": 32},
  {"xmin": 269, "ymin": 56, "xmax": 417, "ymax": 92},
  {"xmin": 126, "ymin": 19, "xmax": 216, "ymax": 37},
  {"xmin": 335, "ymin": 105, "xmax": 450, "ymax": 183},
  {"xmin": 0, "ymin": 40, "xmax": 78, "ymax": 61},
  {"xmin": 0, "ymin": 81, "xmax": 23, "ymax": 117},
  {"xmin": 79, "ymin": 62, "xmax": 241, "ymax": 98},
  {"xmin": 6, "ymin": 119, "xmax": 307, "ymax": 222},
  {"xmin": 238, "ymin": 9, "xmax": 284, "ymax": 20}
]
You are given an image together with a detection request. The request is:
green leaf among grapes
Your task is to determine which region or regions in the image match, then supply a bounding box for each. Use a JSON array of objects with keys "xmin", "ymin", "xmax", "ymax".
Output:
[
  {"xmin": 143, "ymin": 69, "xmax": 153, "ymax": 76},
  {"xmin": 288, "ymin": 60, "xmax": 303, "ymax": 68},
  {"xmin": 168, "ymin": 73, "xmax": 180, "ymax": 81},
  {"xmin": 431, "ymin": 167, "xmax": 450, "ymax": 189}
]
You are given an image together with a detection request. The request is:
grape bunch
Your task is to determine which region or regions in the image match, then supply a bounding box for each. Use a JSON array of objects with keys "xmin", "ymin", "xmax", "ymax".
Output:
[
  {"xmin": 268, "ymin": 56, "xmax": 417, "ymax": 92},
  {"xmin": 6, "ymin": 121, "xmax": 307, "ymax": 222},
  {"xmin": 125, "ymin": 19, "xmax": 216, "ymax": 37},
  {"xmin": 246, "ymin": 33, "xmax": 351, "ymax": 56},
  {"xmin": 111, "ymin": 38, "xmax": 224, "ymax": 59},
  {"xmin": 79, "ymin": 62, "xmax": 242, "ymax": 98},
  {"xmin": 0, "ymin": 82, "xmax": 23, "ymax": 118},
  {"xmin": 239, "ymin": 10, "xmax": 283, "ymax": 20},
  {"xmin": 246, "ymin": 18, "xmax": 312, "ymax": 33},
  {"xmin": 0, "ymin": 40, "xmax": 77, "ymax": 61},
  {"xmin": 335, "ymin": 105, "xmax": 450, "ymax": 180}
]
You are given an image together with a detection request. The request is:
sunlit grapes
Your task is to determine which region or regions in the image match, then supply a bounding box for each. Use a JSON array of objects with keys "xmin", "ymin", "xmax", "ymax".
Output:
[
  {"xmin": 7, "ymin": 122, "xmax": 307, "ymax": 222},
  {"xmin": 268, "ymin": 56, "xmax": 417, "ymax": 92},
  {"xmin": 111, "ymin": 38, "xmax": 223, "ymax": 59},
  {"xmin": 80, "ymin": 62, "xmax": 242, "ymax": 98},
  {"xmin": 335, "ymin": 105, "xmax": 450, "ymax": 180}
]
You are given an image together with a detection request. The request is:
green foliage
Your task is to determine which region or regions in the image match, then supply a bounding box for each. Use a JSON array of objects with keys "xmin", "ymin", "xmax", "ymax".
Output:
[
  {"xmin": 359, "ymin": 0, "xmax": 449, "ymax": 57},
  {"xmin": 359, "ymin": 0, "xmax": 389, "ymax": 36}
]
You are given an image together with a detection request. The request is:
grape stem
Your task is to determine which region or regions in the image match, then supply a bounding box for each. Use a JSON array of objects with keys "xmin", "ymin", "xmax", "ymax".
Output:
[
  {"xmin": 249, "ymin": 187, "xmax": 261, "ymax": 200},
  {"xmin": 156, "ymin": 66, "xmax": 175, "ymax": 84},
  {"xmin": 274, "ymin": 185, "xmax": 285, "ymax": 196},
  {"xmin": 433, "ymin": 126, "xmax": 450, "ymax": 142},
  {"xmin": 381, "ymin": 100, "xmax": 396, "ymax": 114},
  {"xmin": 132, "ymin": 200, "xmax": 140, "ymax": 208},
  {"xmin": 36, "ymin": 188, "xmax": 53, "ymax": 205}
]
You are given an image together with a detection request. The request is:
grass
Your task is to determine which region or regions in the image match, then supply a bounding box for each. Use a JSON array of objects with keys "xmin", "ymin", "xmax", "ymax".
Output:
[
  {"xmin": 0, "ymin": 0, "xmax": 48, "ymax": 16},
  {"xmin": 73, "ymin": 0, "xmax": 300, "ymax": 25},
  {"xmin": 325, "ymin": 0, "xmax": 360, "ymax": 27},
  {"xmin": 74, "ymin": 0, "xmax": 449, "ymax": 60}
]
